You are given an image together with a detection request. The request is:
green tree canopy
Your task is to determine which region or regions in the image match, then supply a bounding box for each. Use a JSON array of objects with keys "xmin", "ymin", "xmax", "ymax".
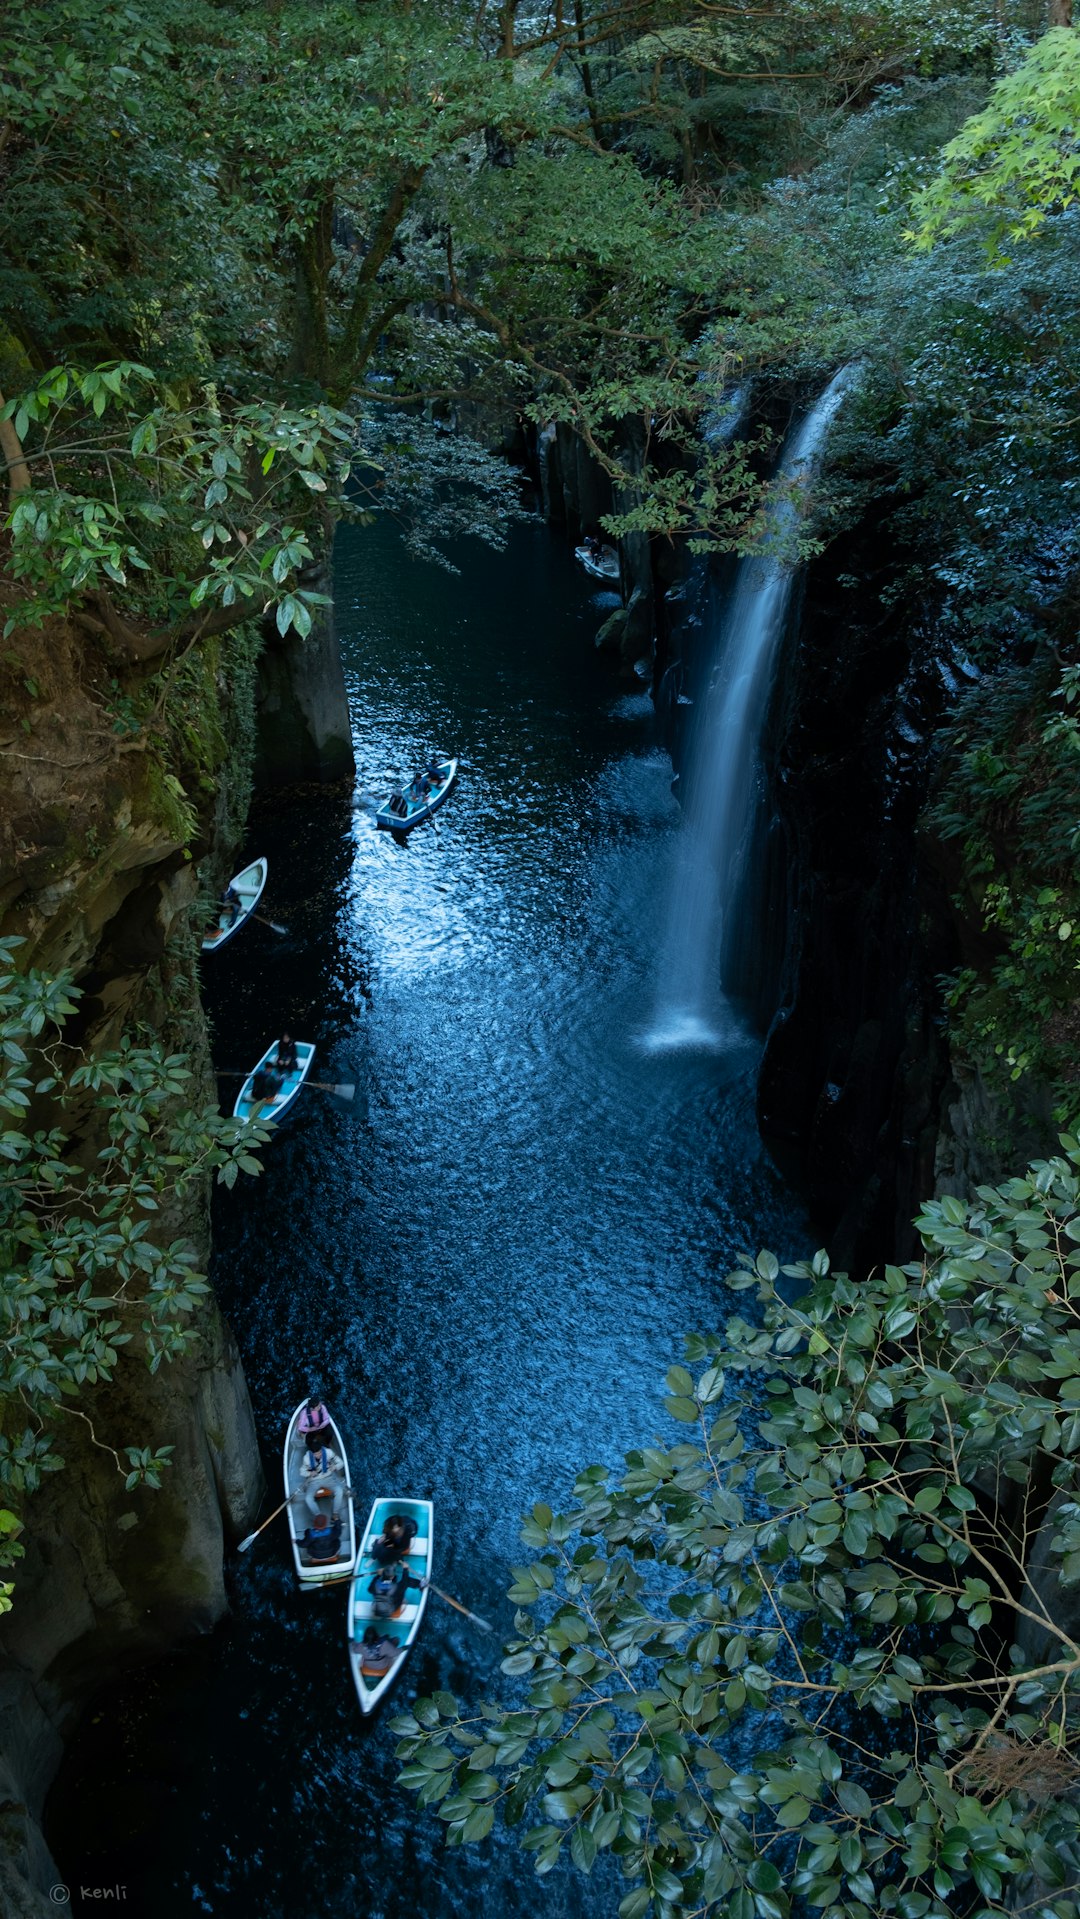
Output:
[{"xmin": 911, "ymin": 26, "xmax": 1080, "ymax": 256}]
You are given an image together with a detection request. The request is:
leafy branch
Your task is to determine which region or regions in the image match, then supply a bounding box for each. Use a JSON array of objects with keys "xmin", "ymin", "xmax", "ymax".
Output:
[{"xmin": 396, "ymin": 1141, "xmax": 1080, "ymax": 1917}]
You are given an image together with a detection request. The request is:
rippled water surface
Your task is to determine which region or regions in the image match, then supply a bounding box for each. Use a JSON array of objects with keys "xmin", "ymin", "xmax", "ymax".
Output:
[{"xmin": 50, "ymin": 517, "xmax": 808, "ymax": 1916}]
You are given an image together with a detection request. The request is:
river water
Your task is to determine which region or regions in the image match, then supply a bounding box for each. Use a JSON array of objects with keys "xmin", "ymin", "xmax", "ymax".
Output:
[{"xmin": 50, "ymin": 516, "xmax": 807, "ymax": 1916}]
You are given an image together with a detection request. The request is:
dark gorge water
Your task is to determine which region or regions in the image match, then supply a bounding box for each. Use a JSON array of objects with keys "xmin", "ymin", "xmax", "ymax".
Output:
[{"xmin": 49, "ymin": 517, "xmax": 808, "ymax": 1916}]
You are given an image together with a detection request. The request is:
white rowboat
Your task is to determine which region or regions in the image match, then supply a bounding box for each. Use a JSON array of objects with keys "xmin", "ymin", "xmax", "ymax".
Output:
[
  {"xmin": 283, "ymin": 1402, "xmax": 358, "ymax": 1590},
  {"xmin": 575, "ymin": 543, "xmax": 619, "ymax": 581},
  {"xmin": 202, "ymin": 857, "xmax": 267, "ymax": 952},
  {"xmin": 347, "ymin": 1497, "xmax": 434, "ymax": 1713},
  {"xmin": 234, "ymin": 1039, "xmax": 315, "ymax": 1124}
]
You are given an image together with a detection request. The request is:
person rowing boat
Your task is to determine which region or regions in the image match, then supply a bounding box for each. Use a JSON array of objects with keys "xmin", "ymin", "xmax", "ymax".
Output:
[{"xmin": 369, "ymin": 1512, "xmax": 418, "ymax": 1564}]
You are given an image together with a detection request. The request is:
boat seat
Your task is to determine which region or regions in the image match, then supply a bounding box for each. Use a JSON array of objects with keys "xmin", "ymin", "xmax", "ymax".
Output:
[
  {"xmin": 352, "ymin": 1600, "xmax": 420, "ymax": 1626},
  {"xmin": 360, "ymin": 1535, "xmax": 428, "ymax": 1562}
]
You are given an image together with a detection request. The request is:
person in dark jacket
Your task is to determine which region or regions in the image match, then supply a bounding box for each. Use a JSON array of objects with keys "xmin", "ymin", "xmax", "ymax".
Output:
[
  {"xmin": 303, "ymin": 1509, "xmax": 342, "ymax": 1563},
  {"xmin": 370, "ymin": 1513, "xmax": 418, "ymax": 1565},
  {"xmin": 368, "ymin": 1563, "xmax": 425, "ymax": 1617},
  {"xmin": 277, "ymin": 1033, "xmax": 298, "ymax": 1073},
  {"xmin": 250, "ymin": 1064, "xmax": 282, "ymax": 1105}
]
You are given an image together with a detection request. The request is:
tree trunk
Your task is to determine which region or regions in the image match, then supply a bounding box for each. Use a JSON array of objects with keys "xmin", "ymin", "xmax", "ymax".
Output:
[
  {"xmin": 292, "ymin": 193, "xmax": 334, "ymax": 389},
  {"xmin": 1049, "ymin": 0, "xmax": 1072, "ymax": 24},
  {"xmin": 573, "ymin": 0, "xmax": 603, "ymax": 143},
  {"xmin": 0, "ymin": 388, "xmax": 31, "ymax": 501}
]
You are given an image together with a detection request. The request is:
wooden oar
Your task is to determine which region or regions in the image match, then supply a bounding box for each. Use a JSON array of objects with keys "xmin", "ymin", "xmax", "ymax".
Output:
[
  {"xmin": 237, "ymin": 1490, "xmax": 300, "ymax": 1553},
  {"xmin": 308, "ymin": 1078, "xmax": 356, "ymax": 1101},
  {"xmin": 237, "ymin": 1480, "xmax": 355, "ymax": 1555},
  {"xmin": 251, "ymin": 909, "xmax": 288, "ymax": 935},
  {"xmin": 426, "ymin": 1581, "xmax": 493, "ymax": 1633},
  {"xmin": 218, "ymin": 1070, "xmax": 356, "ymax": 1101}
]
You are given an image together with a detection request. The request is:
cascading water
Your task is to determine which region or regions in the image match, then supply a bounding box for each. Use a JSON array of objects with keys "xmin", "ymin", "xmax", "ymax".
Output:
[{"xmin": 644, "ymin": 366, "xmax": 856, "ymax": 1052}]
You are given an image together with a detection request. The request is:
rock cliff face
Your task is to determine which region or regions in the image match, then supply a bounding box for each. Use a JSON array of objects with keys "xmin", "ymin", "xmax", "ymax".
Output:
[
  {"xmin": 752, "ymin": 510, "xmax": 955, "ymax": 1262},
  {"xmin": 534, "ymin": 422, "xmax": 658, "ymax": 675},
  {"xmin": 0, "ymin": 603, "xmax": 265, "ymax": 1909},
  {"xmin": 254, "ymin": 557, "xmax": 355, "ymax": 788}
]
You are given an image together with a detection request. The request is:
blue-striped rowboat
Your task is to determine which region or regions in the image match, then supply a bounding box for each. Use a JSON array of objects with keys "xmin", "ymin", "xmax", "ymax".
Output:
[
  {"xmin": 233, "ymin": 1039, "xmax": 315, "ymax": 1125},
  {"xmin": 376, "ymin": 758, "xmax": 458, "ymax": 832},
  {"xmin": 348, "ymin": 1496, "xmax": 434, "ymax": 1713},
  {"xmin": 283, "ymin": 1401, "xmax": 358, "ymax": 1590},
  {"xmin": 202, "ymin": 857, "xmax": 267, "ymax": 952}
]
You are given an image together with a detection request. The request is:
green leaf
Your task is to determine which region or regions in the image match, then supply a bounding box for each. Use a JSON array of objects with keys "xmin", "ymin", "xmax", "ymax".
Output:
[{"xmin": 618, "ymin": 1892, "xmax": 652, "ymax": 1919}]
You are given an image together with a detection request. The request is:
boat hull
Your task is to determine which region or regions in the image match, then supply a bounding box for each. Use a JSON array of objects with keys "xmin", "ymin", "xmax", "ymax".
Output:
[
  {"xmin": 376, "ymin": 758, "xmax": 457, "ymax": 832},
  {"xmin": 202, "ymin": 857, "xmax": 267, "ymax": 951},
  {"xmin": 234, "ymin": 1040, "xmax": 315, "ymax": 1125},
  {"xmin": 283, "ymin": 1403, "xmax": 358, "ymax": 1589},
  {"xmin": 348, "ymin": 1496, "xmax": 434, "ymax": 1713},
  {"xmin": 574, "ymin": 544, "xmax": 619, "ymax": 581}
]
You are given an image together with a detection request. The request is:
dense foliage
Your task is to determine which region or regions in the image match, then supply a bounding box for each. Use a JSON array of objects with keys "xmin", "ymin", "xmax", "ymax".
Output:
[
  {"xmin": 0, "ymin": 940, "xmax": 265, "ymax": 1583},
  {"xmin": 397, "ymin": 1140, "xmax": 1080, "ymax": 1917},
  {"xmin": 928, "ymin": 663, "xmax": 1080, "ymax": 1124}
]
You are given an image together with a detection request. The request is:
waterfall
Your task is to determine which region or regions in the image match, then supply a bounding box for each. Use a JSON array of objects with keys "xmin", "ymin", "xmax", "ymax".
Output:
[{"xmin": 645, "ymin": 367, "xmax": 856, "ymax": 1053}]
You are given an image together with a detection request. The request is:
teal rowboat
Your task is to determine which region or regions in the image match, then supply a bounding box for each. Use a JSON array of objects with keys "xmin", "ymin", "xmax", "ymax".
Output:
[
  {"xmin": 348, "ymin": 1497, "xmax": 434, "ymax": 1713},
  {"xmin": 376, "ymin": 757, "xmax": 457, "ymax": 832},
  {"xmin": 234, "ymin": 1039, "xmax": 314, "ymax": 1124}
]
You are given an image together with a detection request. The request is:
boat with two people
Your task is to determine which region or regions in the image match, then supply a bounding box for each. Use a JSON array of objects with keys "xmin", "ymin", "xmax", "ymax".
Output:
[
  {"xmin": 347, "ymin": 1496, "xmax": 433, "ymax": 1712},
  {"xmin": 202, "ymin": 857, "xmax": 268, "ymax": 952},
  {"xmin": 234, "ymin": 1035, "xmax": 315, "ymax": 1124},
  {"xmin": 376, "ymin": 756, "xmax": 458, "ymax": 833},
  {"xmin": 574, "ymin": 536, "xmax": 619, "ymax": 581},
  {"xmin": 283, "ymin": 1399, "xmax": 358, "ymax": 1590}
]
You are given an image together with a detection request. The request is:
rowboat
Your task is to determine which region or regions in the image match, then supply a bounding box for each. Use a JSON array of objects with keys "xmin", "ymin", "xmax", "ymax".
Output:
[
  {"xmin": 347, "ymin": 1496, "xmax": 433, "ymax": 1713},
  {"xmin": 234, "ymin": 1039, "xmax": 315, "ymax": 1124},
  {"xmin": 575, "ymin": 543, "xmax": 619, "ymax": 581},
  {"xmin": 375, "ymin": 757, "xmax": 458, "ymax": 832},
  {"xmin": 202, "ymin": 857, "xmax": 267, "ymax": 952},
  {"xmin": 283, "ymin": 1401, "xmax": 358, "ymax": 1590}
]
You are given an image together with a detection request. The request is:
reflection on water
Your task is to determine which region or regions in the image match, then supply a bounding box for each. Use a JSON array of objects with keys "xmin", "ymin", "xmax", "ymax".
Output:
[{"xmin": 48, "ymin": 517, "xmax": 807, "ymax": 1918}]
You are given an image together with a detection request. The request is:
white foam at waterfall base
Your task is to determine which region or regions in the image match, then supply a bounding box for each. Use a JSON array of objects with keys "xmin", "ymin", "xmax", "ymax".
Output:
[
  {"xmin": 638, "ymin": 1007, "xmax": 735, "ymax": 1055},
  {"xmin": 644, "ymin": 366, "xmax": 858, "ymax": 1053}
]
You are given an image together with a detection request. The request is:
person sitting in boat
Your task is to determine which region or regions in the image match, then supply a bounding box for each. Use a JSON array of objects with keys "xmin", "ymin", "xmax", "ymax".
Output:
[
  {"xmin": 302, "ymin": 1508, "xmax": 343, "ymax": 1563},
  {"xmin": 303, "ymin": 1463, "xmax": 346, "ymax": 1520},
  {"xmin": 250, "ymin": 1064, "xmax": 282, "ymax": 1106},
  {"xmin": 368, "ymin": 1563, "xmax": 426, "ymax": 1618},
  {"xmin": 276, "ymin": 1033, "xmax": 298, "ymax": 1073},
  {"xmin": 355, "ymin": 1626, "xmax": 401, "ymax": 1677},
  {"xmin": 585, "ymin": 532, "xmax": 603, "ymax": 561},
  {"xmin": 410, "ymin": 774, "xmax": 431, "ymax": 802},
  {"xmin": 424, "ymin": 756, "xmax": 445, "ymax": 780},
  {"xmin": 370, "ymin": 1512, "xmax": 418, "ymax": 1564},
  {"xmin": 301, "ymin": 1438, "xmax": 343, "ymax": 1482},
  {"xmin": 298, "ymin": 1397, "xmax": 331, "ymax": 1441}
]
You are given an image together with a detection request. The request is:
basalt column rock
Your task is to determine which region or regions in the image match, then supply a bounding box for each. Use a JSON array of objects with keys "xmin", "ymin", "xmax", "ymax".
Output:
[
  {"xmin": 755, "ymin": 503, "xmax": 954, "ymax": 1266},
  {"xmin": 254, "ymin": 555, "xmax": 355, "ymax": 789}
]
